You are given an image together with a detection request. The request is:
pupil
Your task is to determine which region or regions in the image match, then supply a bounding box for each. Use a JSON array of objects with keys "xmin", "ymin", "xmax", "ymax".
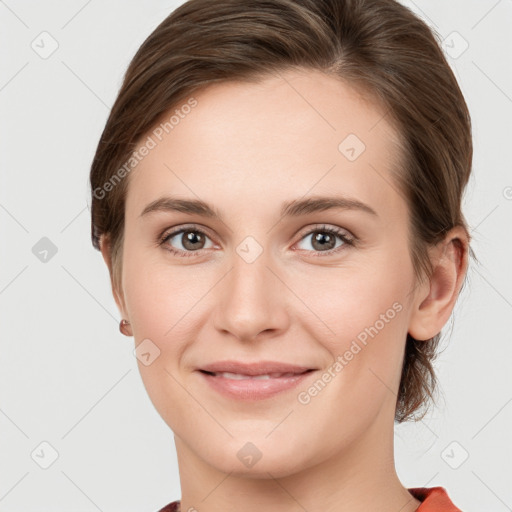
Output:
[
  {"xmin": 314, "ymin": 232, "xmax": 333, "ymax": 250},
  {"xmin": 184, "ymin": 231, "xmax": 203, "ymax": 249}
]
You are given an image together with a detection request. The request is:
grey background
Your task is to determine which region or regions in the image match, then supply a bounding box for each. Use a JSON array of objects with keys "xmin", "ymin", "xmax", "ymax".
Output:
[{"xmin": 1, "ymin": 1, "xmax": 511, "ymax": 511}]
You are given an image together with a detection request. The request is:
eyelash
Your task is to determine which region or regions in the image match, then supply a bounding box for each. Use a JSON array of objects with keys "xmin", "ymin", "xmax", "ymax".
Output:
[{"xmin": 158, "ymin": 224, "xmax": 355, "ymax": 258}]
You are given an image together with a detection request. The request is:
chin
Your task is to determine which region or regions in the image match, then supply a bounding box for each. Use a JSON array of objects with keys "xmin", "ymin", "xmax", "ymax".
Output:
[
  {"xmin": 216, "ymin": 456, "xmax": 306, "ymax": 480},
  {"xmin": 201, "ymin": 436, "xmax": 311, "ymax": 479}
]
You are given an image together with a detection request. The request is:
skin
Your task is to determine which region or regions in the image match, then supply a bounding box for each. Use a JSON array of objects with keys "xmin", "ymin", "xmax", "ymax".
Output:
[{"xmin": 101, "ymin": 68, "xmax": 468, "ymax": 512}]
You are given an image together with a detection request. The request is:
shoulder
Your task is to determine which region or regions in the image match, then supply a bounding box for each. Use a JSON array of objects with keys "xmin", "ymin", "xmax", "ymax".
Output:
[
  {"xmin": 408, "ymin": 486, "xmax": 463, "ymax": 511},
  {"xmin": 156, "ymin": 500, "xmax": 180, "ymax": 512}
]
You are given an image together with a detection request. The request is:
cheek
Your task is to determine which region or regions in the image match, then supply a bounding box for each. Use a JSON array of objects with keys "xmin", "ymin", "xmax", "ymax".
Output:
[
  {"xmin": 122, "ymin": 243, "xmax": 203, "ymax": 338},
  {"xmin": 289, "ymin": 271, "xmax": 409, "ymax": 444},
  {"xmin": 297, "ymin": 253, "xmax": 413, "ymax": 397},
  {"xmin": 300, "ymin": 262, "xmax": 409, "ymax": 347},
  {"xmin": 121, "ymin": 246, "xmax": 219, "ymax": 401},
  {"xmin": 121, "ymin": 249, "xmax": 204, "ymax": 423}
]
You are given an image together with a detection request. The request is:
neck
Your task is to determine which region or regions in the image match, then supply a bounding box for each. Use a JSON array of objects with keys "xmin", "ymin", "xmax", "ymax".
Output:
[{"xmin": 173, "ymin": 412, "xmax": 421, "ymax": 512}]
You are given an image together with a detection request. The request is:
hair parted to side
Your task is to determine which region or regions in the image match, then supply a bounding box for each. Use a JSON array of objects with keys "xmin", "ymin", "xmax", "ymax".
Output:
[{"xmin": 89, "ymin": 0, "xmax": 475, "ymax": 422}]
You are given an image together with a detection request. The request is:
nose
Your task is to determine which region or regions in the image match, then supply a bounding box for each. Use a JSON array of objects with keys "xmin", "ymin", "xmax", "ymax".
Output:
[{"xmin": 212, "ymin": 247, "xmax": 290, "ymax": 342}]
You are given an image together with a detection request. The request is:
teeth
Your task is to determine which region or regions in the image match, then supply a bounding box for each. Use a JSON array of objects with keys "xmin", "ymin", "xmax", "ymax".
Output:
[{"xmin": 213, "ymin": 371, "xmax": 298, "ymax": 379}]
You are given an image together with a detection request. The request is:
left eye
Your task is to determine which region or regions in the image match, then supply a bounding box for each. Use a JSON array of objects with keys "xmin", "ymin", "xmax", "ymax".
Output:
[{"xmin": 294, "ymin": 226, "xmax": 353, "ymax": 254}]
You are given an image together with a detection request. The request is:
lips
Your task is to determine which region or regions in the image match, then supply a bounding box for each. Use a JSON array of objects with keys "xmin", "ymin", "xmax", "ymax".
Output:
[{"xmin": 196, "ymin": 361, "xmax": 316, "ymax": 400}]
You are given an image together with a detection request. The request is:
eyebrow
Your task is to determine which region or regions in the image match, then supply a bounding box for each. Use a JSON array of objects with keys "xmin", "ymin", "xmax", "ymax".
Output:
[{"xmin": 139, "ymin": 195, "xmax": 378, "ymax": 221}]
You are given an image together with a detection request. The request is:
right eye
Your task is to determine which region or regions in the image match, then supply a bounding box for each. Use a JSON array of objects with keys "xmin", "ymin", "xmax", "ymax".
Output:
[{"xmin": 159, "ymin": 225, "xmax": 216, "ymax": 257}]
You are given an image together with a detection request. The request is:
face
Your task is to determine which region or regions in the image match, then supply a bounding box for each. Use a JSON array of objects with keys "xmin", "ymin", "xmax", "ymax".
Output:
[{"xmin": 114, "ymin": 68, "xmax": 422, "ymax": 477}]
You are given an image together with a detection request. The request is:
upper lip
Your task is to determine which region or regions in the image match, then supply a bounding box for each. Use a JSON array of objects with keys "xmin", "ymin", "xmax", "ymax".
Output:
[{"xmin": 197, "ymin": 360, "xmax": 314, "ymax": 376}]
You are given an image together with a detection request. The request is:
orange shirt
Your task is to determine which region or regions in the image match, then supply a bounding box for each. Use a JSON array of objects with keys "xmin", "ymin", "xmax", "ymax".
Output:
[
  {"xmin": 409, "ymin": 486, "xmax": 463, "ymax": 511},
  {"xmin": 157, "ymin": 486, "xmax": 462, "ymax": 511}
]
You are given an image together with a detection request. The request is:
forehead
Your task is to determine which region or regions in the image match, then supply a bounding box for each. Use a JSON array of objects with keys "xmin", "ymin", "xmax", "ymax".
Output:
[{"xmin": 126, "ymin": 68, "xmax": 406, "ymax": 222}]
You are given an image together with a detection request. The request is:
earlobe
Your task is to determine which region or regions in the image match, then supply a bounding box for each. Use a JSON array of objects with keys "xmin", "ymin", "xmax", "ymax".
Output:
[{"xmin": 408, "ymin": 228, "xmax": 469, "ymax": 341}]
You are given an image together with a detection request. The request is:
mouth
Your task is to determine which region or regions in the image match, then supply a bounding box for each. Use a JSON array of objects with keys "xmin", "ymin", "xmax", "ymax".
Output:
[{"xmin": 195, "ymin": 361, "xmax": 316, "ymax": 400}]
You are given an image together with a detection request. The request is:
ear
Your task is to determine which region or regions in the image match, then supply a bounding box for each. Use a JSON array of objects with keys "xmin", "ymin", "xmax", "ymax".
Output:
[
  {"xmin": 408, "ymin": 226, "xmax": 469, "ymax": 341},
  {"xmin": 99, "ymin": 234, "xmax": 128, "ymax": 320}
]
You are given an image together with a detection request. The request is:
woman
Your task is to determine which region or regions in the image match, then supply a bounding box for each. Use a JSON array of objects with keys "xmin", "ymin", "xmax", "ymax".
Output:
[{"xmin": 89, "ymin": 0, "xmax": 474, "ymax": 510}]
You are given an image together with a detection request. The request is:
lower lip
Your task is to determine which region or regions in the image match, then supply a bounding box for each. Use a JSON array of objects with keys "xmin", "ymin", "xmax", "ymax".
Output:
[{"xmin": 197, "ymin": 370, "xmax": 315, "ymax": 400}]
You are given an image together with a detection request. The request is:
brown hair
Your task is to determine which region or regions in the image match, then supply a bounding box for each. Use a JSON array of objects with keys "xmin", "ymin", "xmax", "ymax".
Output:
[{"xmin": 90, "ymin": 0, "xmax": 475, "ymax": 422}]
